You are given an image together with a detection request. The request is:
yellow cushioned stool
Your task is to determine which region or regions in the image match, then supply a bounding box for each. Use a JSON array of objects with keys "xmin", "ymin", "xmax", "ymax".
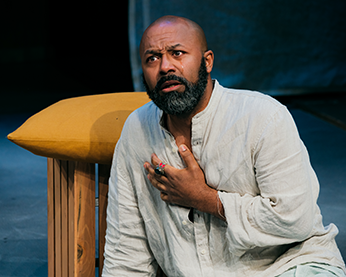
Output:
[{"xmin": 7, "ymin": 92, "xmax": 150, "ymax": 164}]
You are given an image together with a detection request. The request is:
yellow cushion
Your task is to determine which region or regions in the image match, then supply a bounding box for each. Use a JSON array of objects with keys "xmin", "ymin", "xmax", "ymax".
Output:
[{"xmin": 7, "ymin": 92, "xmax": 150, "ymax": 164}]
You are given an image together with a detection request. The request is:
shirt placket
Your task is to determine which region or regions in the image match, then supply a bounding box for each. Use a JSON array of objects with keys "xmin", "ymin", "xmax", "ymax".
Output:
[
  {"xmin": 191, "ymin": 116, "xmax": 203, "ymax": 163},
  {"xmin": 161, "ymin": 128, "xmax": 180, "ymax": 161},
  {"xmin": 193, "ymin": 211, "xmax": 214, "ymax": 277},
  {"xmin": 191, "ymin": 118, "xmax": 214, "ymax": 277}
]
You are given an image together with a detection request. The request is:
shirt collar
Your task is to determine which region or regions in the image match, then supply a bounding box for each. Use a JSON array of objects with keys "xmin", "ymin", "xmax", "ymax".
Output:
[{"xmin": 191, "ymin": 79, "xmax": 221, "ymax": 124}]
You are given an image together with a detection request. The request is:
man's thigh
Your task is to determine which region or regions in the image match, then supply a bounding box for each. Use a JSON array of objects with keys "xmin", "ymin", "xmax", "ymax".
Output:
[{"xmin": 278, "ymin": 263, "xmax": 346, "ymax": 277}]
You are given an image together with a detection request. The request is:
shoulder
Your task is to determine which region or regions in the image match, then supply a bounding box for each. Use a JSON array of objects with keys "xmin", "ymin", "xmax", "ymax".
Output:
[
  {"xmin": 117, "ymin": 100, "xmax": 163, "ymax": 149},
  {"xmin": 219, "ymin": 87, "xmax": 299, "ymax": 148},
  {"xmin": 211, "ymin": 82, "xmax": 287, "ymax": 125},
  {"xmin": 121, "ymin": 101, "xmax": 160, "ymax": 135},
  {"xmin": 112, "ymin": 100, "xmax": 159, "ymax": 162},
  {"xmin": 217, "ymin": 83, "xmax": 284, "ymax": 114},
  {"xmin": 211, "ymin": 82, "xmax": 295, "ymax": 146}
]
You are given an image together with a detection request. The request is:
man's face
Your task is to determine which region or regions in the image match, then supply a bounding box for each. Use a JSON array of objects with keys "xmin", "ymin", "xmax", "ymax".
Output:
[
  {"xmin": 143, "ymin": 57, "xmax": 208, "ymax": 116},
  {"xmin": 140, "ymin": 21, "xmax": 208, "ymax": 116}
]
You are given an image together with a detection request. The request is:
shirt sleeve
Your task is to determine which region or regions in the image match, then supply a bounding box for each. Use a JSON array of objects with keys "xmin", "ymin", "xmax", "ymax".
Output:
[
  {"xmin": 218, "ymin": 106, "xmax": 318, "ymax": 256},
  {"xmin": 102, "ymin": 140, "xmax": 157, "ymax": 276}
]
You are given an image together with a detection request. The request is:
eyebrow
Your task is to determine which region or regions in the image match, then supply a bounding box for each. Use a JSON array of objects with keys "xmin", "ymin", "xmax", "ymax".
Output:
[{"xmin": 144, "ymin": 44, "xmax": 183, "ymax": 55}]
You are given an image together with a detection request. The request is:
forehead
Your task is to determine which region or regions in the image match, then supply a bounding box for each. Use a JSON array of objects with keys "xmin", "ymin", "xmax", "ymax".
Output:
[{"xmin": 140, "ymin": 21, "xmax": 200, "ymax": 56}]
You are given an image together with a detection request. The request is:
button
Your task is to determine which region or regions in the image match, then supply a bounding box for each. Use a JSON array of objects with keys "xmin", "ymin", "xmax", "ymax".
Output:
[
  {"xmin": 182, "ymin": 220, "xmax": 188, "ymax": 225},
  {"xmin": 172, "ymin": 147, "xmax": 177, "ymax": 153},
  {"xmin": 200, "ymin": 249, "xmax": 206, "ymax": 255},
  {"xmin": 192, "ymin": 140, "xmax": 201, "ymax": 146}
]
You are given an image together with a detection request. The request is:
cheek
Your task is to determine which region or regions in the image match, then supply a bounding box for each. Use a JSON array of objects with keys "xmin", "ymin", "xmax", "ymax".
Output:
[
  {"xmin": 180, "ymin": 57, "xmax": 202, "ymax": 83},
  {"xmin": 181, "ymin": 65, "xmax": 199, "ymax": 83},
  {"xmin": 143, "ymin": 71, "xmax": 157, "ymax": 90}
]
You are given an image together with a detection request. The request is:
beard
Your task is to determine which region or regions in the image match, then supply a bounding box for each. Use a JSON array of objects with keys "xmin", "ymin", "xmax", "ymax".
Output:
[{"xmin": 142, "ymin": 57, "xmax": 208, "ymax": 117}]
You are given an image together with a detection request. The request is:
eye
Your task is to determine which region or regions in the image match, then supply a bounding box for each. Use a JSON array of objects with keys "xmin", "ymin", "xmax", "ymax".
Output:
[
  {"xmin": 146, "ymin": 56, "xmax": 158, "ymax": 63},
  {"xmin": 172, "ymin": 50, "xmax": 184, "ymax": 57}
]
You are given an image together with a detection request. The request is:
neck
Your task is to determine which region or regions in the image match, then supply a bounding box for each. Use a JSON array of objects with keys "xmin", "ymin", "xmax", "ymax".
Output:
[{"xmin": 165, "ymin": 77, "xmax": 214, "ymax": 149}]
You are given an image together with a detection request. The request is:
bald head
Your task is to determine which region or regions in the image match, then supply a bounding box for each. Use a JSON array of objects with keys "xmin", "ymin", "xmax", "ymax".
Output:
[{"xmin": 140, "ymin": 15, "xmax": 208, "ymax": 56}]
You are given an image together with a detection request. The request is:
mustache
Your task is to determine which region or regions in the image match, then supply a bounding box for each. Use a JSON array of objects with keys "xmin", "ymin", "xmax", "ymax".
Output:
[{"xmin": 154, "ymin": 75, "xmax": 189, "ymax": 92}]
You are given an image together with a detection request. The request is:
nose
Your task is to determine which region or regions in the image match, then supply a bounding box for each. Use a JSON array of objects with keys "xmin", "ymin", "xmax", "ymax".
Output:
[{"xmin": 159, "ymin": 54, "xmax": 176, "ymax": 75}]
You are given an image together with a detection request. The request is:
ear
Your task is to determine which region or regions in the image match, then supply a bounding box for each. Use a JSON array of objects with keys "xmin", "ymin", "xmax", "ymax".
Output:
[{"xmin": 204, "ymin": 50, "xmax": 214, "ymax": 74}]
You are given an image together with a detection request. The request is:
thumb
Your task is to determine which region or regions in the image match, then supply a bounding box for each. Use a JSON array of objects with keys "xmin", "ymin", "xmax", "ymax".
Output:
[{"xmin": 179, "ymin": 144, "xmax": 198, "ymax": 168}]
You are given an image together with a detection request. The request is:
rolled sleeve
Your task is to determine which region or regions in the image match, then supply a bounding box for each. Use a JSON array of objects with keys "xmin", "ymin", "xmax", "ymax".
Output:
[{"xmin": 218, "ymin": 107, "xmax": 317, "ymax": 255}]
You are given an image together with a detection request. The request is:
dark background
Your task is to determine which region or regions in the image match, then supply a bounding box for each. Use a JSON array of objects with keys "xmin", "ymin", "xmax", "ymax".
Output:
[
  {"xmin": 1, "ymin": 0, "xmax": 346, "ymax": 117},
  {"xmin": 0, "ymin": 0, "xmax": 133, "ymax": 114}
]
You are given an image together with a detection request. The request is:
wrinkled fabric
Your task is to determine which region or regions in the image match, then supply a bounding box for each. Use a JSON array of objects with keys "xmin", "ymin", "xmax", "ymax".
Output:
[
  {"xmin": 102, "ymin": 80, "xmax": 345, "ymax": 277},
  {"xmin": 278, "ymin": 263, "xmax": 346, "ymax": 277}
]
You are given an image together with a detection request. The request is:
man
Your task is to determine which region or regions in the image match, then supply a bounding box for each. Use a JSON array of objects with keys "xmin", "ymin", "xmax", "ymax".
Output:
[{"xmin": 103, "ymin": 15, "xmax": 346, "ymax": 276}]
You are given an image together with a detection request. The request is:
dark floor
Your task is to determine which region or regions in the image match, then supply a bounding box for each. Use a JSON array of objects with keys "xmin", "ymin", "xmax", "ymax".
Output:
[
  {"xmin": 0, "ymin": 114, "xmax": 47, "ymax": 277},
  {"xmin": 0, "ymin": 96, "xmax": 346, "ymax": 276}
]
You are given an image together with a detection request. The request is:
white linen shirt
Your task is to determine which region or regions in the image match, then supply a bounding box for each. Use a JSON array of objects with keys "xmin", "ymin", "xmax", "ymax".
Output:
[{"xmin": 103, "ymin": 80, "xmax": 345, "ymax": 277}]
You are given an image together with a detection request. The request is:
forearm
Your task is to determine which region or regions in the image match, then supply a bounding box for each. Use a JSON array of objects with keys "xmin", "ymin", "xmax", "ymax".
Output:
[{"xmin": 217, "ymin": 185, "xmax": 316, "ymax": 256}]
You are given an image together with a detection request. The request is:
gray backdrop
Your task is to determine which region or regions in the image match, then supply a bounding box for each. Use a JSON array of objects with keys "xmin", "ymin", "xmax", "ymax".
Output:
[{"xmin": 129, "ymin": 0, "xmax": 346, "ymax": 95}]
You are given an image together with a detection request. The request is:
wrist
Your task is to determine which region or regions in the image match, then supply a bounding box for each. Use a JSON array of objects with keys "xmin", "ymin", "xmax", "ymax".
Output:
[
  {"xmin": 193, "ymin": 187, "xmax": 226, "ymax": 221},
  {"xmin": 216, "ymin": 192, "xmax": 226, "ymax": 221},
  {"xmin": 193, "ymin": 186, "xmax": 216, "ymax": 212}
]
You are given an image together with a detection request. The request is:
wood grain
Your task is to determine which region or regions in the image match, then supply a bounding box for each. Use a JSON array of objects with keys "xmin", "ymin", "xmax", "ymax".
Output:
[
  {"xmin": 98, "ymin": 164, "xmax": 111, "ymax": 276},
  {"xmin": 74, "ymin": 162, "xmax": 96, "ymax": 277}
]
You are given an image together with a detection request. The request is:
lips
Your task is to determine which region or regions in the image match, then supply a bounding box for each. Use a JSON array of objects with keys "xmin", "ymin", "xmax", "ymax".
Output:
[
  {"xmin": 160, "ymin": 80, "xmax": 183, "ymax": 93},
  {"xmin": 154, "ymin": 75, "xmax": 187, "ymax": 94},
  {"xmin": 160, "ymin": 80, "xmax": 181, "ymax": 89}
]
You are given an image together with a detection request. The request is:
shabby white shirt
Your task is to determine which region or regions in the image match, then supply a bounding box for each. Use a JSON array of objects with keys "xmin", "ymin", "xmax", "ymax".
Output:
[{"xmin": 103, "ymin": 80, "xmax": 345, "ymax": 277}]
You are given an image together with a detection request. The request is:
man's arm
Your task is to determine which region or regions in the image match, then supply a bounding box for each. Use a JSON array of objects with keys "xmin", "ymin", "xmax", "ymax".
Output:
[
  {"xmin": 218, "ymin": 107, "xmax": 317, "ymax": 255},
  {"xmin": 103, "ymin": 144, "xmax": 157, "ymax": 276}
]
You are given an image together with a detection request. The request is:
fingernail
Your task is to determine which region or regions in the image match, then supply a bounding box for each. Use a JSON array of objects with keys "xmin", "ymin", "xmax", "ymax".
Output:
[{"xmin": 180, "ymin": 145, "xmax": 187, "ymax": 152}]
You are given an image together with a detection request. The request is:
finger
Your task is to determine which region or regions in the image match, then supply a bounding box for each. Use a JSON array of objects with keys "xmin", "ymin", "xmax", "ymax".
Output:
[
  {"xmin": 147, "ymin": 168, "xmax": 169, "ymax": 187},
  {"xmin": 143, "ymin": 161, "xmax": 152, "ymax": 172},
  {"xmin": 160, "ymin": 192, "xmax": 169, "ymax": 202},
  {"xmin": 150, "ymin": 153, "xmax": 173, "ymax": 177},
  {"xmin": 151, "ymin": 153, "xmax": 162, "ymax": 167},
  {"xmin": 144, "ymin": 162, "xmax": 169, "ymax": 187},
  {"xmin": 144, "ymin": 161, "xmax": 162, "ymax": 178},
  {"xmin": 147, "ymin": 173, "xmax": 168, "ymax": 194},
  {"xmin": 178, "ymin": 144, "xmax": 199, "ymax": 169}
]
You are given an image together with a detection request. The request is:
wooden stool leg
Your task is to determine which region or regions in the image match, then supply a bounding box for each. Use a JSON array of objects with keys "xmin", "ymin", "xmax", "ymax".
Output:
[
  {"xmin": 48, "ymin": 158, "xmax": 76, "ymax": 277},
  {"xmin": 47, "ymin": 158, "xmax": 55, "ymax": 277},
  {"xmin": 74, "ymin": 161, "xmax": 96, "ymax": 277},
  {"xmin": 98, "ymin": 164, "xmax": 111, "ymax": 277},
  {"xmin": 47, "ymin": 158, "xmax": 96, "ymax": 277},
  {"xmin": 68, "ymin": 161, "xmax": 76, "ymax": 277}
]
